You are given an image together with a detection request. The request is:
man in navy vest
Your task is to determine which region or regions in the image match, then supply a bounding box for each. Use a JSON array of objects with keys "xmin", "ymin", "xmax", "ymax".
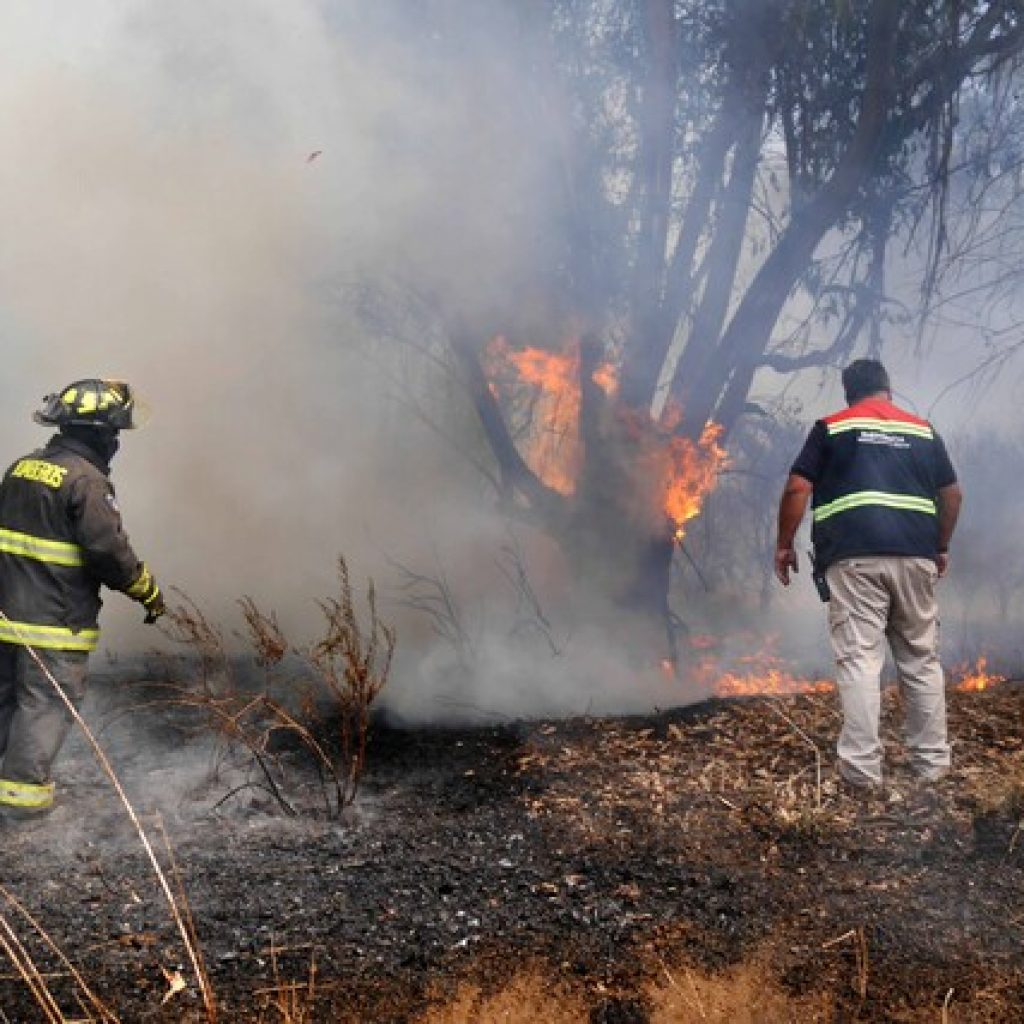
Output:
[{"xmin": 774, "ymin": 360, "xmax": 962, "ymax": 790}]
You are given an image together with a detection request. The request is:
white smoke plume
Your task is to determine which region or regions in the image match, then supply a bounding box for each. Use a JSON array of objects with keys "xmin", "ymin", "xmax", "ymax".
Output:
[
  {"xmin": 0, "ymin": 2, "xmax": 1021, "ymax": 724},
  {"xmin": 0, "ymin": 2, "xmax": 565, "ymax": 712}
]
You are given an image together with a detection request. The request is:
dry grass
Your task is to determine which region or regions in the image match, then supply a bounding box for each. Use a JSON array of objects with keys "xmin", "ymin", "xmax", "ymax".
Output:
[
  {"xmin": 415, "ymin": 973, "xmax": 587, "ymax": 1024},
  {"xmin": 411, "ymin": 961, "xmax": 834, "ymax": 1024},
  {"xmin": 253, "ymin": 947, "xmax": 318, "ymax": 1024},
  {"xmin": 648, "ymin": 960, "xmax": 834, "ymax": 1023}
]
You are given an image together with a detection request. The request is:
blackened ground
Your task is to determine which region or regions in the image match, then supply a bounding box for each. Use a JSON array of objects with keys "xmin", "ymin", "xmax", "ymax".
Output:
[{"xmin": 0, "ymin": 681, "xmax": 1021, "ymax": 1022}]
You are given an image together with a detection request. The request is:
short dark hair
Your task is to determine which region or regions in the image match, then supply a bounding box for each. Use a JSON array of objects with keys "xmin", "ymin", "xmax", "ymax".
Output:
[{"xmin": 842, "ymin": 359, "xmax": 891, "ymax": 404}]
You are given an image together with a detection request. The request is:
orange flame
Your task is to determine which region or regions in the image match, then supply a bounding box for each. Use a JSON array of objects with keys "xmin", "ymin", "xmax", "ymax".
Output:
[
  {"xmin": 687, "ymin": 634, "xmax": 833, "ymax": 697},
  {"xmin": 485, "ymin": 338, "xmax": 727, "ymax": 531},
  {"xmin": 485, "ymin": 337, "xmax": 618, "ymax": 496},
  {"xmin": 953, "ymin": 656, "xmax": 1005, "ymax": 692},
  {"xmin": 662, "ymin": 422, "xmax": 727, "ymax": 542}
]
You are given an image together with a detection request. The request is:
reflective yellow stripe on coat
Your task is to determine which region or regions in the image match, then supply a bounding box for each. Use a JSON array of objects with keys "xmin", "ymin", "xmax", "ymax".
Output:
[
  {"xmin": 0, "ymin": 777, "xmax": 55, "ymax": 809},
  {"xmin": 0, "ymin": 527, "xmax": 85, "ymax": 566},
  {"xmin": 813, "ymin": 490, "xmax": 937, "ymax": 523},
  {"xmin": 0, "ymin": 620, "xmax": 99, "ymax": 652}
]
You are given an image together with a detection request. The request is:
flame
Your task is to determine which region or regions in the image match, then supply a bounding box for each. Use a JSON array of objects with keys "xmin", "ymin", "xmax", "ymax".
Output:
[
  {"xmin": 485, "ymin": 338, "xmax": 727, "ymax": 532},
  {"xmin": 687, "ymin": 644, "xmax": 1008, "ymax": 698},
  {"xmin": 662, "ymin": 422, "xmax": 727, "ymax": 542},
  {"xmin": 485, "ymin": 337, "xmax": 618, "ymax": 496},
  {"xmin": 953, "ymin": 656, "xmax": 1005, "ymax": 692},
  {"xmin": 652, "ymin": 400, "xmax": 728, "ymax": 542},
  {"xmin": 687, "ymin": 634, "xmax": 833, "ymax": 697}
]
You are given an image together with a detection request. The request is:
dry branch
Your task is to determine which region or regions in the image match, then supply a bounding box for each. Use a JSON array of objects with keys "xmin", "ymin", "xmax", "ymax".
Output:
[{"xmin": 157, "ymin": 556, "xmax": 393, "ymax": 818}]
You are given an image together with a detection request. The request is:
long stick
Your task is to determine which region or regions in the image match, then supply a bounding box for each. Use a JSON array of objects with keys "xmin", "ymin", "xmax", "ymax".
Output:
[{"xmin": 0, "ymin": 610, "xmax": 216, "ymax": 1022}]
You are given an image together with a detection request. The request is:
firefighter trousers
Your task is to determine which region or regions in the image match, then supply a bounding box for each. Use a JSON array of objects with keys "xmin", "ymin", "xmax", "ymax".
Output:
[
  {"xmin": 0, "ymin": 643, "xmax": 87, "ymax": 814},
  {"xmin": 826, "ymin": 556, "xmax": 950, "ymax": 786}
]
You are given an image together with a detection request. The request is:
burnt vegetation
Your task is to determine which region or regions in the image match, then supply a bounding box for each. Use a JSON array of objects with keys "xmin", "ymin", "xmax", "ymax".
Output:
[
  {"xmin": 2, "ymin": 2, "xmax": 1024, "ymax": 1022},
  {"xmin": 0, "ymin": 684, "xmax": 1022, "ymax": 1021},
  {"xmin": 150, "ymin": 556, "xmax": 394, "ymax": 819}
]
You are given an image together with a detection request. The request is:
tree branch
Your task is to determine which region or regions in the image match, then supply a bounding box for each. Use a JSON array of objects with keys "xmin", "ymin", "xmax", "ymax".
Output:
[
  {"xmin": 448, "ymin": 330, "xmax": 567, "ymax": 525},
  {"xmin": 676, "ymin": 0, "xmax": 901, "ymax": 437}
]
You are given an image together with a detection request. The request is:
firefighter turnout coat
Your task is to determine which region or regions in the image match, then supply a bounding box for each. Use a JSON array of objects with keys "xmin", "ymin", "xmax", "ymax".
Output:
[{"xmin": 0, "ymin": 433, "xmax": 156, "ymax": 651}]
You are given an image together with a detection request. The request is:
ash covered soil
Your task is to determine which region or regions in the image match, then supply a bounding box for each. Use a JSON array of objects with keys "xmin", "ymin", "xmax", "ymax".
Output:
[{"xmin": 0, "ymin": 678, "xmax": 1022, "ymax": 1022}]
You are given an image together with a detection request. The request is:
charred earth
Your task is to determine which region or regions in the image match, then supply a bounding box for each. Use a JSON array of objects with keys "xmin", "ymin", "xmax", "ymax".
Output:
[{"xmin": 0, "ymin": 675, "xmax": 1021, "ymax": 1022}]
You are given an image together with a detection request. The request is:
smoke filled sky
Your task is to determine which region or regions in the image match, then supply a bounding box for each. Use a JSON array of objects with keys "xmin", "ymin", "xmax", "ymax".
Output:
[
  {"xmin": 0, "ymin": 2, "xmax": 1021, "ymax": 716},
  {"xmin": 0, "ymin": 2, "xmax": 555, "ymax": 656}
]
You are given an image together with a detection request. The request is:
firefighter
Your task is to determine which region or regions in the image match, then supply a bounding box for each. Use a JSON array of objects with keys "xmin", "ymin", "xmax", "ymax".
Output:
[
  {"xmin": 774, "ymin": 360, "xmax": 963, "ymax": 790},
  {"xmin": 0, "ymin": 379, "xmax": 165, "ymax": 820}
]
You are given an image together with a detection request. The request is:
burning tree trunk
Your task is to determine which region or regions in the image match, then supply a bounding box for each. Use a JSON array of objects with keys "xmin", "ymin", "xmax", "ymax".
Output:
[
  {"xmin": 452, "ymin": 328, "xmax": 725, "ymax": 665},
  {"xmin": 362, "ymin": 2, "xmax": 1024, "ymax": 672}
]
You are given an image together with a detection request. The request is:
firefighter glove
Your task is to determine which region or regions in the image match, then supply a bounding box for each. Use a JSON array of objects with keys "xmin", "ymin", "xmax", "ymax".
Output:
[
  {"xmin": 143, "ymin": 589, "xmax": 166, "ymax": 624},
  {"xmin": 127, "ymin": 563, "xmax": 165, "ymax": 623}
]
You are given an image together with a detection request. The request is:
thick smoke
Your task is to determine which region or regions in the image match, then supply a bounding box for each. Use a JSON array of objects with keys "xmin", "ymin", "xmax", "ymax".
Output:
[
  {"xmin": 0, "ymin": 2, "xmax": 572, "ymax": 713},
  {"xmin": 0, "ymin": 2, "xmax": 1020, "ymax": 726}
]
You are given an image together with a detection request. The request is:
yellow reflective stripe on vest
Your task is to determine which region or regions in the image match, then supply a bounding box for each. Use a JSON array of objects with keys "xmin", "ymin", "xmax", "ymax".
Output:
[
  {"xmin": 0, "ymin": 620, "xmax": 99, "ymax": 652},
  {"xmin": 826, "ymin": 418, "xmax": 933, "ymax": 439},
  {"xmin": 0, "ymin": 777, "xmax": 55, "ymax": 809},
  {"xmin": 0, "ymin": 527, "xmax": 85, "ymax": 567},
  {"xmin": 813, "ymin": 490, "xmax": 937, "ymax": 523}
]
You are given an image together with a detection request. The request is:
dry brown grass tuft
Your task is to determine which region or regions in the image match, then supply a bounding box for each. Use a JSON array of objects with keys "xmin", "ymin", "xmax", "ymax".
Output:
[
  {"xmin": 157, "ymin": 556, "xmax": 394, "ymax": 818},
  {"xmin": 647, "ymin": 960, "xmax": 835, "ymax": 1023},
  {"xmin": 415, "ymin": 973, "xmax": 587, "ymax": 1024},
  {"xmin": 411, "ymin": 963, "xmax": 834, "ymax": 1024}
]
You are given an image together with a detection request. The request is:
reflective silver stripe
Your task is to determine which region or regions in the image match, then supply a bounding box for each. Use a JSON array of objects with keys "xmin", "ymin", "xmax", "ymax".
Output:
[
  {"xmin": 827, "ymin": 418, "xmax": 933, "ymax": 439},
  {"xmin": 0, "ymin": 527, "xmax": 84, "ymax": 566},
  {"xmin": 814, "ymin": 490, "xmax": 937, "ymax": 523},
  {"xmin": 0, "ymin": 777, "xmax": 55, "ymax": 808},
  {"xmin": 0, "ymin": 620, "xmax": 99, "ymax": 652}
]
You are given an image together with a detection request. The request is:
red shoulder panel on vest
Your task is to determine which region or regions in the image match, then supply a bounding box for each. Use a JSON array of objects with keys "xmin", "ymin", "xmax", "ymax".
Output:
[{"xmin": 824, "ymin": 398, "xmax": 929, "ymax": 428}]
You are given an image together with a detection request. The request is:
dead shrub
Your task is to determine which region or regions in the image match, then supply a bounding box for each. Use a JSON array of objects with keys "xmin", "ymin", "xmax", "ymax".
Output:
[{"xmin": 155, "ymin": 556, "xmax": 394, "ymax": 818}]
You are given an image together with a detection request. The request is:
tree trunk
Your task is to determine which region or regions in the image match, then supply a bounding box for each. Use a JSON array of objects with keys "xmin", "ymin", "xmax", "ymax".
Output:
[
  {"xmin": 678, "ymin": 0, "xmax": 900, "ymax": 439},
  {"xmin": 572, "ymin": 335, "xmax": 678, "ymax": 660},
  {"xmin": 672, "ymin": 100, "xmax": 764, "ymax": 413}
]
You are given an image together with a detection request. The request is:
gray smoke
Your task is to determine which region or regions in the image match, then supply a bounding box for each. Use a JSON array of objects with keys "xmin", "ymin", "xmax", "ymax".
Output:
[{"xmin": 0, "ymin": 2, "xmax": 1020, "ymax": 727}]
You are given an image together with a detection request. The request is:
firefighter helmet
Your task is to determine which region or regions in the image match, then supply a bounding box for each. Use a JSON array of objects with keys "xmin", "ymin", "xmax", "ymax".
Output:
[{"xmin": 33, "ymin": 379, "xmax": 146, "ymax": 431}]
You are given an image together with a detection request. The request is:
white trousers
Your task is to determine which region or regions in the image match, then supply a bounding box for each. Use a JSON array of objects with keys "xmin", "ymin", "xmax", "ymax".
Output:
[{"xmin": 826, "ymin": 556, "xmax": 950, "ymax": 785}]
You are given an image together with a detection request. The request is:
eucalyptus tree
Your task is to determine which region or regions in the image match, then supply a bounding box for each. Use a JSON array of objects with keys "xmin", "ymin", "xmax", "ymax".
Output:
[{"xmin": 368, "ymin": 1, "xmax": 1024, "ymax": 654}]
